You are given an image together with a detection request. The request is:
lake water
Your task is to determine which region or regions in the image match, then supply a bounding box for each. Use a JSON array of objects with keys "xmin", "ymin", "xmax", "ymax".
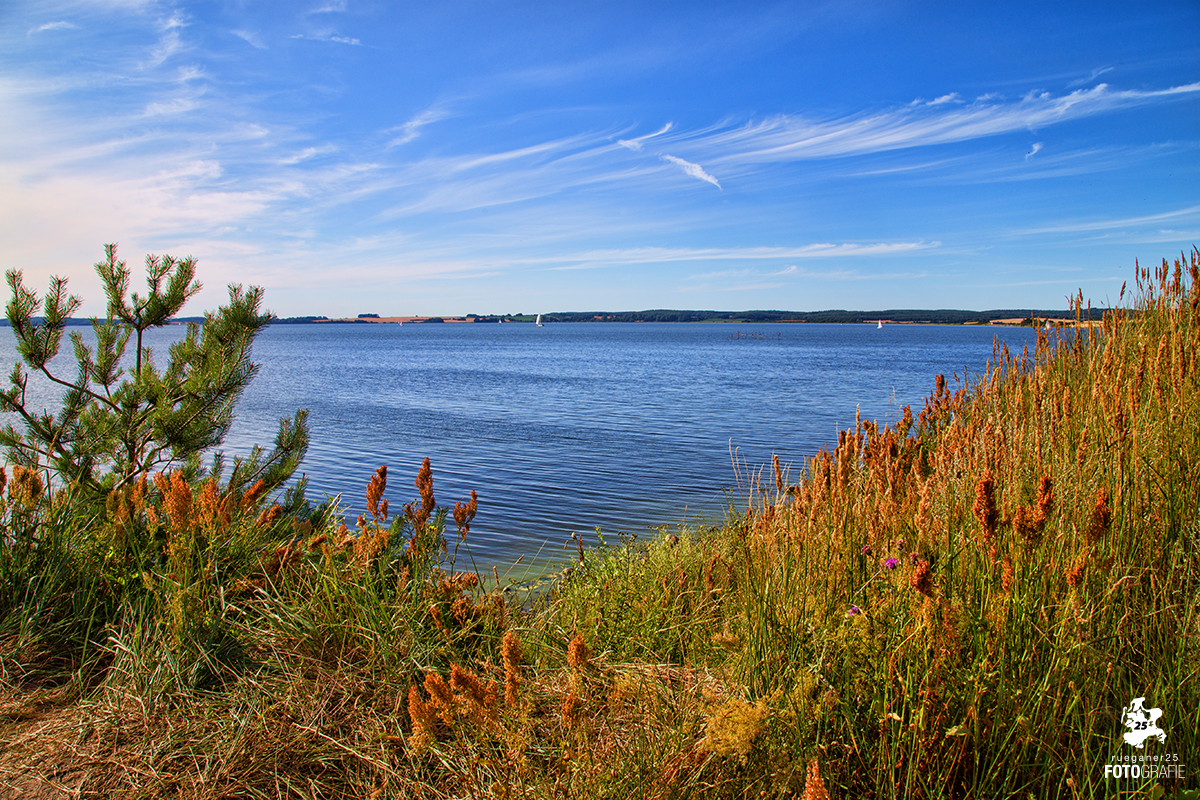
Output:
[{"xmin": 0, "ymin": 321, "xmax": 1040, "ymax": 569}]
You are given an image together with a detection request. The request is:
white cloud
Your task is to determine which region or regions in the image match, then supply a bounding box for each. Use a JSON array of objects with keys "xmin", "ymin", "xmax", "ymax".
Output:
[
  {"xmin": 232, "ymin": 29, "xmax": 267, "ymax": 49},
  {"xmin": 662, "ymin": 155, "xmax": 721, "ymax": 188},
  {"xmin": 144, "ymin": 14, "xmax": 189, "ymax": 68},
  {"xmin": 1025, "ymin": 142, "xmax": 1043, "ymax": 160},
  {"xmin": 677, "ymin": 261, "xmax": 935, "ymax": 290},
  {"xmin": 1068, "ymin": 66, "xmax": 1114, "ymax": 88},
  {"xmin": 447, "ymin": 134, "xmax": 597, "ymax": 173},
  {"xmin": 544, "ymin": 241, "xmax": 937, "ymax": 270},
  {"xmin": 279, "ymin": 144, "xmax": 339, "ymax": 164},
  {"xmin": 310, "ymin": 0, "xmax": 348, "ymax": 13},
  {"xmin": 29, "ymin": 21, "xmax": 77, "ymax": 35},
  {"xmin": 691, "ymin": 82, "xmax": 1200, "ymax": 167},
  {"xmin": 927, "ymin": 93, "xmax": 961, "ymax": 105},
  {"xmin": 386, "ymin": 109, "xmax": 447, "ymax": 147},
  {"xmin": 146, "ymin": 30, "xmax": 182, "ymax": 66},
  {"xmin": 689, "ymin": 265, "xmax": 798, "ymax": 279},
  {"xmin": 911, "ymin": 93, "xmax": 961, "ymax": 107},
  {"xmin": 290, "ymin": 33, "xmax": 362, "ymax": 46},
  {"xmin": 143, "ymin": 96, "xmax": 200, "ymax": 116},
  {"xmin": 618, "ymin": 122, "xmax": 674, "ymax": 151},
  {"xmin": 685, "ymin": 281, "xmax": 787, "ymax": 292},
  {"xmin": 1016, "ymin": 204, "xmax": 1200, "ymax": 235}
]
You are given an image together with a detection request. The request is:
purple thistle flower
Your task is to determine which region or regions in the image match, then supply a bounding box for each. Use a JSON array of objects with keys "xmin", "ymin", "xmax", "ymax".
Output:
[
  {"xmin": 848, "ymin": 605, "xmax": 861, "ymax": 616},
  {"xmin": 861, "ymin": 545, "xmax": 872, "ymax": 556},
  {"xmin": 883, "ymin": 557, "xmax": 899, "ymax": 570}
]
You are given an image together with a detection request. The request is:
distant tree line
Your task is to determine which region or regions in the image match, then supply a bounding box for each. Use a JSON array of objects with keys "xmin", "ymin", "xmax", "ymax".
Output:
[
  {"xmin": 533, "ymin": 308, "xmax": 1105, "ymax": 324},
  {"xmin": 0, "ymin": 308, "xmax": 1107, "ymax": 327}
]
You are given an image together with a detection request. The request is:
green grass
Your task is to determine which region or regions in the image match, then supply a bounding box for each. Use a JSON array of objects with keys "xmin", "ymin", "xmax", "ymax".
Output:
[{"xmin": 1, "ymin": 250, "xmax": 1198, "ymax": 799}]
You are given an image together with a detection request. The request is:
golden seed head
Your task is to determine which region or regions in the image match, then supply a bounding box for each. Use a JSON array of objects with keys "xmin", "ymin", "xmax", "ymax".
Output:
[
  {"xmin": 160, "ymin": 471, "xmax": 193, "ymax": 532},
  {"xmin": 195, "ymin": 477, "xmax": 220, "ymax": 529},
  {"xmin": 910, "ymin": 560, "xmax": 934, "ymax": 597},
  {"xmin": 1012, "ymin": 505, "xmax": 1040, "ymax": 546},
  {"xmin": 1084, "ymin": 488, "xmax": 1112, "ymax": 544},
  {"xmin": 801, "ymin": 757, "xmax": 830, "ymax": 800},
  {"xmin": 1036, "ymin": 473, "xmax": 1054, "ymax": 517},
  {"xmin": 366, "ymin": 464, "xmax": 387, "ymax": 521},
  {"xmin": 405, "ymin": 458, "xmax": 437, "ymax": 529},
  {"xmin": 240, "ymin": 478, "xmax": 267, "ymax": 510},
  {"xmin": 453, "ymin": 489, "xmax": 478, "ymax": 539},
  {"xmin": 407, "ymin": 685, "xmax": 435, "ymax": 755},
  {"xmin": 256, "ymin": 503, "xmax": 283, "ymax": 529},
  {"xmin": 450, "ymin": 595, "xmax": 474, "ymax": 625},
  {"xmin": 567, "ymin": 632, "xmax": 590, "ymax": 672},
  {"xmin": 424, "ymin": 671, "xmax": 455, "ymax": 724},
  {"xmin": 561, "ymin": 690, "xmax": 583, "ymax": 728},
  {"xmin": 1065, "ymin": 556, "xmax": 1086, "ymax": 588},
  {"xmin": 9, "ymin": 465, "xmax": 43, "ymax": 504},
  {"xmin": 972, "ymin": 470, "xmax": 999, "ymax": 542},
  {"xmin": 449, "ymin": 664, "xmax": 497, "ymax": 724},
  {"xmin": 502, "ymin": 630, "xmax": 523, "ymax": 707}
]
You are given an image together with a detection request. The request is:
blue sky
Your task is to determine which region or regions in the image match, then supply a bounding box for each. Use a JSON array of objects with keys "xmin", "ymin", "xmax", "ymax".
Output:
[{"xmin": 2, "ymin": 1, "xmax": 1197, "ymax": 318}]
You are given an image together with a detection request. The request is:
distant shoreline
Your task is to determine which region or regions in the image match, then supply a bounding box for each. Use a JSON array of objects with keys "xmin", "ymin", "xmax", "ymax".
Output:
[
  {"xmin": 1, "ymin": 308, "xmax": 1106, "ymax": 328},
  {"xmin": 271, "ymin": 308, "xmax": 1104, "ymax": 326}
]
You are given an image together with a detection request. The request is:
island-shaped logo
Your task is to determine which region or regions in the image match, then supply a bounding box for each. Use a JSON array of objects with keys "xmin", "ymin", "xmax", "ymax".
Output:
[{"xmin": 1121, "ymin": 697, "xmax": 1166, "ymax": 748}]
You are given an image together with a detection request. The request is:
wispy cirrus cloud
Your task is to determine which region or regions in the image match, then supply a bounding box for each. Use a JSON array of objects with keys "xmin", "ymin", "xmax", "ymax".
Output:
[
  {"xmin": 543, "ymin": 241, "xmax": 937, "ymax": 270},
  {"xmin": 662, "ymin": 155, "xmax": 721, "ymax": 188},
  {"xmin": 674, "ymin": 82, "xmax": 1200, "ymax": 166},
  {"xmin": 29, "ymin": 21, "xmax": 77, "ymax": 35},
  {"xmin": 1015, "ymin": 204, "xmax": 1200, "ymax": 235},
  {"xmin": 144, "ymin": 13, "xmax": 188, "ymax": 68},
  {"xmin": 854, "ymin": 141, "xmax": 1194, "ymax": 186},
  {"xmin": 386, "ymin": 109, "xmax": 448, "ymax": 147},
  {"xmin": 142, "ymin": 95, "xmax": 201, "ymax": 116},
  {"xmin": 231, "ymin": 29, "xmax": 267, "ymax": 49},
  {"xmin": 289, "ymin": 33, "xmax": 362, "ymax": 45},
  {"xmin": 678, "ymin": 262, "xmax": 934, "ymax": 291},
  {"xmin": 618, "ymin": 122, "xmax": 673, "ymax": 151},
  {"xmin": 278, "ymin": 144, "xmax": 339, "ymax": 164},
  {"xmin": 1025, "ymin": 142, "xmax": 1043, "ymax": 160},
  {"xmin": 309, "ymin": 0, "xmax": 348, "ymax": 14},
  {"xmin": 678, "ymin": 280, "xmax": 788, "ymax": 292},
  {"xmin": 913, "ymin": 92, "xmax": 962, "ymax": 107},
  {"xmin": 1068, "ymin": 66, "xmax": 1114, "ymax": 88},
  {"xmin": 689, "ymin": 265, "xmax": 799, "ymax": 279}
]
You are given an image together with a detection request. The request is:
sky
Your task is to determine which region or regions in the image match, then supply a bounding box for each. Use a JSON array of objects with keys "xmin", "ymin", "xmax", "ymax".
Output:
[{"xmin": 1, "ymin": 1, "xmax": 1198, "ymax": 318}]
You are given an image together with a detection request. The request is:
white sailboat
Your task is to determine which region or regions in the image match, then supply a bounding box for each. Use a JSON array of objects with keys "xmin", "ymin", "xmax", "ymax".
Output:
[
  {"xmin": 535, "ymin": 314, "xmax": 544, "ymax": 327},
  {"xmin": 877, "ymin": 319, "xmax": 883, "ymax": 329}
]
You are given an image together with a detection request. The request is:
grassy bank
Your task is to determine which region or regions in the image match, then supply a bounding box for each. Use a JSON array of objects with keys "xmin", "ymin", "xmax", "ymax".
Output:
[{"xmin": 1, "ymin": 252, "xmax": 1198, "ymax": 799}]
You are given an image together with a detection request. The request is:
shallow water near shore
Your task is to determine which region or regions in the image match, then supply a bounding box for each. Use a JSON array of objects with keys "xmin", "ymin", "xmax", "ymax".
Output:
[{"xmin": 0, "ymin": 321, "xmax": 1040, "ymax": 568}]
